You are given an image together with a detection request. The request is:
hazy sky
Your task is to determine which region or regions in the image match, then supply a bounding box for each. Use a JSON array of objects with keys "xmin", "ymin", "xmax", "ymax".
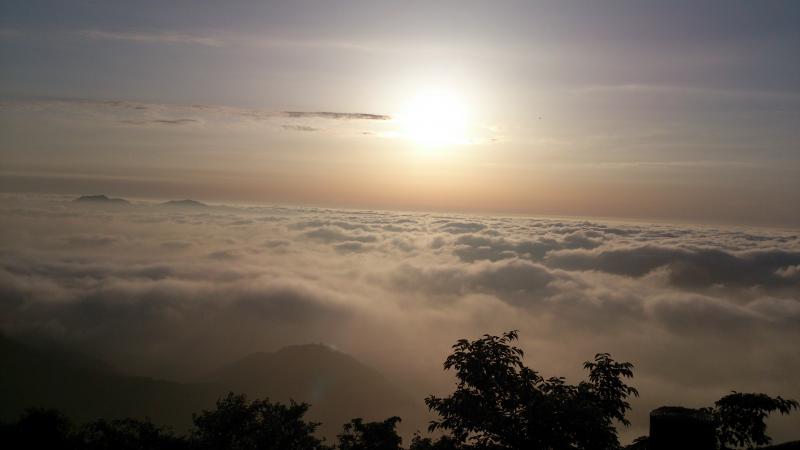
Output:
[{"xmin": 1, "ymin": 1, "xmax": 799, "ymax": 226}]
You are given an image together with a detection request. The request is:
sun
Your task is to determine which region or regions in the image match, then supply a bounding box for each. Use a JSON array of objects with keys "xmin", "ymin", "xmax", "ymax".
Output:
[{"xmin": 398, "ymin": 90, "xmax": 470, "ymax": 147}]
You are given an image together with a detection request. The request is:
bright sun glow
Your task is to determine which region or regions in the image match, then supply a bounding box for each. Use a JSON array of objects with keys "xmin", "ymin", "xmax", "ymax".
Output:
[{"xmin": 398, "ymin": 90, "xmax": 471, "ymax": 147}]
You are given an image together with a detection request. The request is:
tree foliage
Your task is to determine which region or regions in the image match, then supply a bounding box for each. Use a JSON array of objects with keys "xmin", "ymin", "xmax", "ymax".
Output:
[
  {"xmin": 704, "ymin": 392, "xmax": 799, "ymax": 449},
  {"xmin": 191, "ymin": 392, "xmax": 328, "ymax": 450},
  {"xmin": 0, "ymin": 408, "xmax": 184, "ymax": 450},
  {"xmin": 337, "ymin": 416, "xmax": 403, "ymax": 450},
  {"xmin": 409, "ymin": 434, "xmax": 463, "ymax": 450},
  {"xmin": 0, "ymin": 408, "xmax": 79, "ymax": 449},
  {"xmin": 424, "ymin": 330, "xmax": 638, "ymax": 450},
  {"xmin": 81, "ymin": 417, "xmax": 187, "ymax": 450}
]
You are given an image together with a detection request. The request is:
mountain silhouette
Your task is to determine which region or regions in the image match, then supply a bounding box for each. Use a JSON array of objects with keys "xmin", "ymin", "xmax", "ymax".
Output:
[
  {"xmin": 0, "ymin": 334, "xmax": 216, "ymax": 432},
  {"xmin": 73, "ymin": 194, "xmax": 129, "ymax": 204},
  {"xmin": 0, "ymin": 336, "xmax": 422, "ymax": 440},
  {"xmin": 207, "ymin": 344, "xmax": 423, "ymax": 439},
  {"xmin": 160, "ymin": 199, "xmax": 208, "ymax": 208}
]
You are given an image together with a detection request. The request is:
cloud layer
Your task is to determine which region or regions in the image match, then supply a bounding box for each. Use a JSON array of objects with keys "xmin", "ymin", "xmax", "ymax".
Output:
[{"xmin": 0, "ymin": 194, "xmax": 798, "ymax": 441}]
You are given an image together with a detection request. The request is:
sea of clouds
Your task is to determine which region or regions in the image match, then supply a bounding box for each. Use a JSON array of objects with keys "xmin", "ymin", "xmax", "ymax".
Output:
[{"xmin": 1, "ymin": 193, "xmax": 798, "ymax": 441}]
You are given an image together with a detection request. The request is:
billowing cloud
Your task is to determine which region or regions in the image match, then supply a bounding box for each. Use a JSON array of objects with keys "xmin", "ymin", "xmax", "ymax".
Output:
[
  {"xmin": 63, "ymin": 234, "xmax": 120, "ymax": 248},
  {"xmin": 545, "ymin": 245, "xmax": 800, "ymax": 290},
  {"xmin": 436, "ymin": 221, "xmax": 486, "ymax": 234},
  {"xmin": 303, "ymin": 227, "xmax": 378, "ymax": 244},
  {"xmin": 0, "ymin": 194, "xmax": 798, "ymax": 442}
]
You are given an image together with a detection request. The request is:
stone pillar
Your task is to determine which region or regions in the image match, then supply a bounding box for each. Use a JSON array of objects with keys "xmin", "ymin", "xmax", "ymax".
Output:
[{"xmin": 649, "ymin": 406, "xmax": 715, "ymax": 450}]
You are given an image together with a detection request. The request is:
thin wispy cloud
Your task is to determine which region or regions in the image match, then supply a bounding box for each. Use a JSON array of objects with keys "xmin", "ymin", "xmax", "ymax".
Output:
[
  {"xmin": 282, "ymin": 125, "xmax": 320, "ymax": 132},
  {"xmin": 77, "ymin": 30, "xmax": 375, "ymax": 52},
  {"xmin": 121, "ymin": 118, "xmax": 199, "ymax": 126},
  {"xmin": 78, "ymin": 30, "xmax": 224, "ymax": 47},
  {"xmin": 0, "ymin": 98, "xmax": 392, "ymax": 129},
  {"xmin": 75, "ymin": 27, "xmax": 476, "ymax": 56}
]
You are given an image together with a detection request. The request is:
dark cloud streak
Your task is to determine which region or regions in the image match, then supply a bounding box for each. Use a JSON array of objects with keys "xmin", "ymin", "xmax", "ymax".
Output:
[{"xmin": 282, "ymin": 111, "xmax": 391, "ymax": 120}]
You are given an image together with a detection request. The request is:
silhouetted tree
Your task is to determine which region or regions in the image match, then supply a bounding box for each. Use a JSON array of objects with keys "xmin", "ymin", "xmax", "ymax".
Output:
[
  {"xmin": 409, "ymin": 434, "xmax": 463, "ymax": 450},
  {"xmin": 424, "ymin": 330, "xmax": 638, "ymax": 450},
  {"xmin": 80, "ymin": 417, "xmax": 187, "ymax": 450},
  {"xmin": 191, "ymin": 392, "xmax": 329, "ymax": 450},
  {"xmin": 337, "ymin": 416, "xmax": 403, "ymax": 450},
  {"xmin": 0, "ymin": 408, "xmax": 78, "ymax": 449},
  {"xmin": 703, "ymin": 392, "xmax": 798, "ymax": 449}
]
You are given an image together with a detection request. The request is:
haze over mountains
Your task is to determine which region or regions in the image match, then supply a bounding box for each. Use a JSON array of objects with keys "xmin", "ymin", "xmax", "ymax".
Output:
[
  {"xmin": 206, "ymin": 345, "xmax": 422, "ymax": 438},
  {"xmin": 161, "ymin": 199, "xmax": 208, "ymax": 208},
  {"xmin": 74, "ymin": 194, "xmax": 211, "ymax": 208},
  {"xmin": 0, "ymin": 334, "xmax": 213, "ymax": 432},
  {"xmin": 0, "ymin": 334, "xmax": 420, "ymax": 440}
]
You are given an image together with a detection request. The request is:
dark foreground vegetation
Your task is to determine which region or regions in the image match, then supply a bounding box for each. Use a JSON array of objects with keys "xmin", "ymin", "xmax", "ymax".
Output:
[{"xmin": 1, "ymin": 331, "xmax": 796, "ymax": 450}]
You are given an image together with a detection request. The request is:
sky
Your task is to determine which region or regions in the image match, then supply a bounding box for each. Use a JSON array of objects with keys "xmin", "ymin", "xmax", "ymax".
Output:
[
  {"xmin": 1, "ymin": 0, "xmax": 799, "ymax": 226},
  {"xmin": 1, "ymin": 2, "xmax": 800, "ymax": 443}
]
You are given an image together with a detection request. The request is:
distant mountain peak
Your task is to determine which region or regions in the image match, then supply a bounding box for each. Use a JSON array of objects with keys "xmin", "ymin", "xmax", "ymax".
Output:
[
  {"xmin": 208, "ymin": 343, "xmax": 420, "ymax": 439},
  {"xmin": 161, "ymin": 199, "xmax": 208, "ymax": 208},
  {"xmin": 74, "ymin": 194, "xmax": 129, "ymax": 204}
]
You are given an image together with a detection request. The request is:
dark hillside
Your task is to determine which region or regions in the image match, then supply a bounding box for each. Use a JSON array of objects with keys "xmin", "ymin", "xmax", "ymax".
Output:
[
  {"xmin": 1, "ymin": 336, "xmax": 422, "ymax": 440},
  {"xmin": 208, "ymin": 344, "xmax": 423, "ymax": 438},
  {"xmin": 0, "ymin": 335, "xmax": 217, "ymax": 432}
]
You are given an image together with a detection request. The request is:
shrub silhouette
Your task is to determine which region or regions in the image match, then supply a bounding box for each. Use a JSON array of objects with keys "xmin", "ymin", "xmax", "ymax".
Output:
[
  {"xmin": 81, "ymin": 417, "xmax": 186, "ymax": 450},
  {"xmin": 190, "ymin": 392, "xmax": 328, "ymax": 450},
  {"xmin": 424, "ymin": 330, "xmax": 638, "ymax": 450},
  {"xmin": 337, "ymin": 416, "xmax": 403, "ymax": 450},
  {"xmin": 409, "ymin": 434, "xmax": 463, "ymax": 450}
]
